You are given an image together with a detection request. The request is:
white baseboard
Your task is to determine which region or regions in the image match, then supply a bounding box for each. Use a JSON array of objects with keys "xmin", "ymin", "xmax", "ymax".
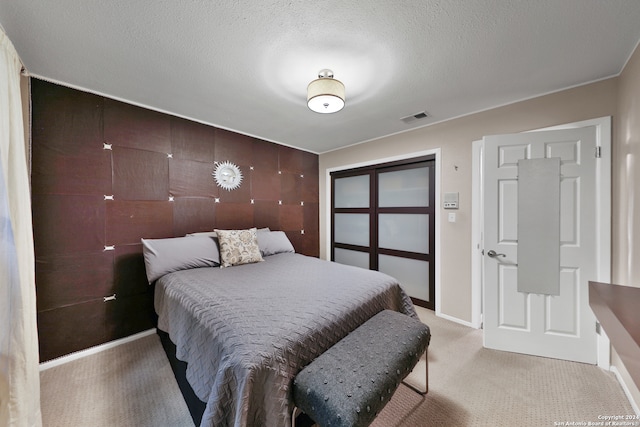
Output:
[
  {"xmin": 437, "ymin": 312, "xmax": 475, "ymax": 328},
  {"xmin": 611, "ymin": 366, "xmax": 640, "ymax": 416},
  {"xmin": 39, "ymin": 328, "xmax": 157, "ymax": 371}
]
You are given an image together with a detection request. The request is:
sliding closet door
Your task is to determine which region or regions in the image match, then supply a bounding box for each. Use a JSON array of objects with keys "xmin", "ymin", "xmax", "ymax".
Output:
[
  {"xmin": 377, "ymin": 163, "xmax": 434, "ymax": 308},
  {"xmin": 331, "ymin": 156, "xmax": 435, "ymax": 309},
  {"xmin": 332, "ymin": 171, "xmax": 374, "ymax": 269}
]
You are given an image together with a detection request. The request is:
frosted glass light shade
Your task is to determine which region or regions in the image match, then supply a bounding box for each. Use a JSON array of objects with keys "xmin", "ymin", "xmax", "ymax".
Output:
[{"xmin": 307, "ymin": 75, "xmax": 345, "ymax": 113}]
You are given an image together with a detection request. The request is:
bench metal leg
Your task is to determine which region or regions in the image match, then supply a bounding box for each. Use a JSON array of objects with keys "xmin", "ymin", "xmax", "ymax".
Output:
[
  {"xmin": 291, "ymin": 406, "xmax": 300, "ymax": 427},
  {"xmin": 402, "ymin": 348, "xmax": 429, "ymax": 395}
]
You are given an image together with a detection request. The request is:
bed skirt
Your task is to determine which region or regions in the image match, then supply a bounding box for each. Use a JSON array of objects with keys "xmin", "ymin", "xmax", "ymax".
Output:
[
  {"xmin": 157, "ymin": 329, "xmax": 315, "ymax": 427},
  {"xmin": 157, "ymin": 329, "xmax": 206, "ymax": 425}
]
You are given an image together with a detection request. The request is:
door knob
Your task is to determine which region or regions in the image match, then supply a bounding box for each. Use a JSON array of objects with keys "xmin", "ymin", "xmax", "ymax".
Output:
[{"xmin": 487, "ymin": 250, "xmax": 506, "ymax": 258}]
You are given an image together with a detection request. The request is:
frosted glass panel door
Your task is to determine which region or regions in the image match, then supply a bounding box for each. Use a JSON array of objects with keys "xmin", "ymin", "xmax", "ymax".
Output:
[
  {"xmin": 377, "ymin": 164, "xmax": 434, "ymax": 308},
  {"xmin": 334, "ymin": 248, "xmax": 369, "ymax": 269},
  {"xmin": 379, "ymin": 255, "xmax": 430, "ymax": 301},
  {"xmin": 334, "ymin": 174, "xmax": 370, "ymax": 208},
  {"xmin": 379, "ymin": 214, "xmax": 429, "ymax": 253},
  {"xmin": 331, "ymin": 157, "xmax": 435, "ymax": 309},
  {"xmin": 334, "ymin": 214, "xmax": 369, "ymax": 246},
  {"xmin": 379, "ymin": 167, "xmax": 430, "ymax": 207},
  {"xmin": 332, "ymin": 172, "xmax": 372, "ymax": 269}
]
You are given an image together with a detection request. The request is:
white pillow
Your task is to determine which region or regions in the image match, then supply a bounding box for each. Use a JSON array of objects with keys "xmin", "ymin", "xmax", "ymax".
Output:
[
  {"xmin": 141, "ymin": 235, "xmax": 220, "ymax": 283},
  {"xmin": 257, "ymin": 231, "xmax": 295, "ymax": 256},
  {"xmin": 186, "ymin": 231, "xmax": 218, "ymax": 237}
]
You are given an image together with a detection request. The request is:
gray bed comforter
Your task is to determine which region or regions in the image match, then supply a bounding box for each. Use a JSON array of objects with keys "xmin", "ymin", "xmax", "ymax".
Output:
[{"xmin": 154, "ymin": 253, "xmax": 417, "ymax": 427}]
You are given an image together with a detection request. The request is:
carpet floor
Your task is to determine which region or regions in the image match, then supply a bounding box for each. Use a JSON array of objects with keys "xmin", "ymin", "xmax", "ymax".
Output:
[
  {"xmin": 40, "ymin": 307, "xmax": 635, "ymax": 426},
  {"xmin": 40, "ymin": 333, "xmax": 194, "ymax": 427},
  {"xmin": 373, "ymin": 307, "xmax": 635, "ymax": 426}
]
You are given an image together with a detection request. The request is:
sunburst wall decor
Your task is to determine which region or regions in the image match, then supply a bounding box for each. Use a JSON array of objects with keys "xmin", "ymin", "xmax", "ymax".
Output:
[{"xmin": 213, "ymin": 160, "xmax": 243, "ymax": 191}]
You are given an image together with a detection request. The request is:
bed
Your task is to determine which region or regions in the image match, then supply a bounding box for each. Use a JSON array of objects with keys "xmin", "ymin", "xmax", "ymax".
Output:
[{"xmin": 143, "ymin": 229, "xmax": 418, "ymax": 427}]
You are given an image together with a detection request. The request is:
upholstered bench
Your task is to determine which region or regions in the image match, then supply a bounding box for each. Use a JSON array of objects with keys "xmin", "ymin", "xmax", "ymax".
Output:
[{"xmin": 292, "ymin": 310, "xmax": 430, "ymax": 427}]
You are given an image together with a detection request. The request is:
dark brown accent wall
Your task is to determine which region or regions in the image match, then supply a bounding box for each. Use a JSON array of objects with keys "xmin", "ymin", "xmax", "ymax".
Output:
[{"xmin": 31, "ymin": 79, "xmax": 319, "ymax": 362}]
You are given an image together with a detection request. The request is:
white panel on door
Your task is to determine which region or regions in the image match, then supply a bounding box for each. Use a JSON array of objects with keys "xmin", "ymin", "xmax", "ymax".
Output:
[
  {"xmin": 545, "ymin": 140, "xmax": 579, "ymax": 165},
  {"xmin": 560, "ymin": 177, "xmax": 578, "ymax": 245},
  {"xmin": 498, "ymin": 180, "xmax": 518, "ymax": 244},
  {"xmin": 334, "ymin": 214, "xmax": 369, "ymax": 246},
  {"xmin": 334, "ymin": 175, "xmax": 370, "ymax": 208},
  {"xmin": 378, "ymin": 167, "xmax": 430, "ymax": 207},
  {"xmin": 499, "ymin": 144, "xmax": 529, "ymax": 167},
  {"xmin": 379, "ymin": 214, "xmax": 429, "ymax": 254},
  {"xmin": 334, "ymin": 248, "xmax": 369, "ymax": 269},
  {"xmin": 498, "ymin": 264, "xmax": 529, "ymax": 330},
  {"xmin": 545, "ymin": 268, "xmax": 579, "ymax": 336},
  {"xmin": 379, "ymin": 255, "xmax": 429, "ymax": 301}
]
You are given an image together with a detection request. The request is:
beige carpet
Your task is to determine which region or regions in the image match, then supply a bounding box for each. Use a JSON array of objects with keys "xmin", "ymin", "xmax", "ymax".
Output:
[
  {"xmin": 40, "ymin": 333, "xmax": 194, "ymax": 427},
  {"xmin": 40, "ymin": 308, "xmax": 635, "ymax": 426},
  {"xmin": 373, "ymin": 306, "xmax": 635, "ymax": 426}
]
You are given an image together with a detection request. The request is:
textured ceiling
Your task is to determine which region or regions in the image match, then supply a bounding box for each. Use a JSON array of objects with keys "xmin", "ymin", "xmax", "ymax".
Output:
[{"xmin": 1, "ymin": 0, "xmax": 640, "ymax": 154}]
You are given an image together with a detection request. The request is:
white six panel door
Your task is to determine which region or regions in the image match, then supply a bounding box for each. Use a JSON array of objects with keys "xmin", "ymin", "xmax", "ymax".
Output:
[{"xmin": 483, "ymin": 126, "xmax": 599, "ymax": 364}]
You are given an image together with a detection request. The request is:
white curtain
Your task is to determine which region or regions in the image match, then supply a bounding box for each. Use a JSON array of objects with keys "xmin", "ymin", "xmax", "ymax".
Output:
[{"xmin": 0, "ymin": 29, "xmax": 42, "ymax": 427}]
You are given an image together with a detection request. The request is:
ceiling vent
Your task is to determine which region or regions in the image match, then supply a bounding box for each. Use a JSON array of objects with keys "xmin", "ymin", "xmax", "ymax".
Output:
[{"xmin": 400, "ymin": 111, "xmax": 429, "ymax": 124}]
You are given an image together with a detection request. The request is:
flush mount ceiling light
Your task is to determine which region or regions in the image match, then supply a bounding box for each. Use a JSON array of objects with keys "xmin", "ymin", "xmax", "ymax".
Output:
[{"xmin": 307, "ymin": 69, "xmax": 345, "ymax": 114}]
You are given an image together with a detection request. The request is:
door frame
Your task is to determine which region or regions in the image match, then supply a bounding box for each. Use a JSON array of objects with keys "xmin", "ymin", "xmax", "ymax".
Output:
[
  {"xmin": 471, "ymin": 116, "xmax": 612, "ymax": 367},
  {"xmin": 325, "ymin": 148, "xmax": 442, "ymax": 315}
]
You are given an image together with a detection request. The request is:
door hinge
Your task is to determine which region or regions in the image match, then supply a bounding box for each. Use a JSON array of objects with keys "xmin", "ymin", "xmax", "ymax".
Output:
[
  {"xmin": 595, "ymin": 146, "xmax": 602, "ymax": 158},
  {"xmin": 596, "ymin": 321, "xmax": 601, "ymax": 335}
]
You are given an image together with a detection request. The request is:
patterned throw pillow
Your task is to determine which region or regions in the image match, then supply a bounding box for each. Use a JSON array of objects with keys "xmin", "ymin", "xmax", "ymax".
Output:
[{"xmin": 214, "ymin": 228, "xmax": 264, "ymax": 268}]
